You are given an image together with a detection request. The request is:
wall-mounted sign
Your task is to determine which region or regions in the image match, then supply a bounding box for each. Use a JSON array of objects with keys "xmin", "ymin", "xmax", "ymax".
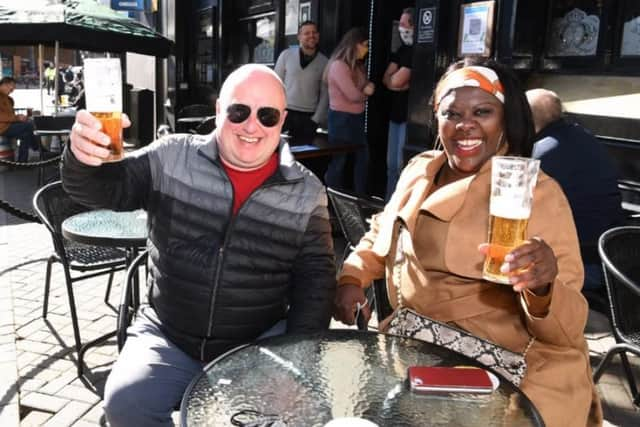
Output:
[
  {"xmin": 111, "ymin": 0, "xmax": 146, "ymax": 11},
  {"xmin": 417, "ymin": 7, "xmax": 436, "ymax": 44},
  {"xmin": 299, "ymin": 2, "xmax": 311, "ymax": 24},
  {"xmin": 458, "ymin": 1, "xmax": 495, "ymax": 57}
]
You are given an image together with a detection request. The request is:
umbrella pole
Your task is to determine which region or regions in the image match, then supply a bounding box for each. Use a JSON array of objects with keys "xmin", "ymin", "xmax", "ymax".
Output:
[
  {"xmin": 38, "ymin": 44, "xmax": 44, "ymax": 114},
  {"xmin": 54, "ymin": 41, "xmax": 59, "ymax": 114}
]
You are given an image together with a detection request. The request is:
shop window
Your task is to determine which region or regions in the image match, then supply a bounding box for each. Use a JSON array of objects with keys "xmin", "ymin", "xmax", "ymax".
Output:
[{"xmin": 235, "ymin": 13, "xmax": 276, "ymax": 66}]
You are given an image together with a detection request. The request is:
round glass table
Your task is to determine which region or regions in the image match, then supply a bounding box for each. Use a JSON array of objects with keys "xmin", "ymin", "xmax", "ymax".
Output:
[
  {"xmin": 181, "ymin": 330, "xmax": 544, "ymax": 427},
  {"xmin": 61, "ymin": 208, "xmax": 147, "ymax": 248}
]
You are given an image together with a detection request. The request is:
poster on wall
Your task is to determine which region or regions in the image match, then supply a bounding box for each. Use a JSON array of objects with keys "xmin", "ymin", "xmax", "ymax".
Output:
[
  {"xmin": 299, "ymin": 2, "xmax": 311, "ymax": 24},
  {"xmin": 285, "ymin": 0, "xmax": 299, "ymax": 35},
  {"xmin": 458, "ymin": 1, "xmax": 495, "ymax": 57}
]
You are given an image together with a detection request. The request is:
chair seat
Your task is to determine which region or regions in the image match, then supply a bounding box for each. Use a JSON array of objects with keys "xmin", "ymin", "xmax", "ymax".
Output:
[{"xmin": 65, "ymin": 243, "xmax": 127, "ymax": 269}]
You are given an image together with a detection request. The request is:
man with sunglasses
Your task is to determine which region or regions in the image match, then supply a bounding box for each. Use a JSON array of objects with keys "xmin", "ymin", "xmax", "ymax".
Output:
[
  {"xmin": 275, "ymin": 20, "xmax": 329, "ymax": 139},
  {"xmin": 62, "ymin": 64, "xmax": 337, "ymax": 427}
]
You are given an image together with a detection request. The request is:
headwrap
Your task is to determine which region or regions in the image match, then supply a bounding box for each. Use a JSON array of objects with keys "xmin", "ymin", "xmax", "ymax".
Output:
[{"xmin": 434, "ymin": 66, "xmax": 505, "ymax": 111}]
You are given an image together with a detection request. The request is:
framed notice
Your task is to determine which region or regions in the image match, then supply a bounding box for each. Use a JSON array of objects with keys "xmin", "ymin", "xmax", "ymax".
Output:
[
  {"xmin": 299, "ymin": 2, "xmax": 311, "ymax": 24},
  {"xmin": 285, "ymin": 0, "xmax": 299, "ymax": 36},
  {"xmin": 458, "ymin": 1, "xmax": 495, "ymax": 57}
]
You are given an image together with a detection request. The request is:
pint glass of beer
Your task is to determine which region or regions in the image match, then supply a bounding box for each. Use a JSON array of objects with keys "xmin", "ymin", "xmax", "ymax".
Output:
[
  {"xmin": 83, "ymin": 58, "xmax": 123, "ymax": 162},
  {"xmin": 482, "ymin": 156, "xmax": 540, "ymax": 284}
]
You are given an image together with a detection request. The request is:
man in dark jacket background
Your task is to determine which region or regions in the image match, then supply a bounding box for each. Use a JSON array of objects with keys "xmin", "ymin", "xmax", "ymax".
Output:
[
  {"xmin": 527, "ymin": 88, "xmax": 623, "ymax": 293},
  {"xmin": 62, "ymin": 64, "xmax": 336, "ymax": 426}
]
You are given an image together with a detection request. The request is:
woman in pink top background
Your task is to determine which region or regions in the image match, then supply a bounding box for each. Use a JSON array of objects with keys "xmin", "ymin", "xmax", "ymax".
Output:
[{"xmin": 324, "ymin": 27, "xmax": 375, "ymax": 195}]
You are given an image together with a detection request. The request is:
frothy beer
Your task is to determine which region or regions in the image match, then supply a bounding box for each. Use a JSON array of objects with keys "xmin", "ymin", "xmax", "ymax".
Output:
[
  {"xmin": 482, "ymin": 156, "xmax": 540, "ymax": 285},
  {"xmin": 83, "ymin": 58, "xmax": 123, "ymax": 162},
  {"xmin": 482, "ymin": 201, "xmax": 530, "ymax": 284}
]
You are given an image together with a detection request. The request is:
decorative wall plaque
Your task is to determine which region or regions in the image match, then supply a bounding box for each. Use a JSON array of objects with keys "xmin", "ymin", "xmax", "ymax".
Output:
[
  {"xmin": 621, "ymin": 15, "xmax": 640, "ymax": 57},
  {"xmin": 547, "ymin": 8, "xmax": 599, "ymax": 56}
]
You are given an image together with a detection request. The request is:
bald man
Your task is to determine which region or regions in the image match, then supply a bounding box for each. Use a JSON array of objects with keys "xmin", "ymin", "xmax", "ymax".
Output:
[
  {"xmin": 527, "ymin": 88, "xmax": 623, "ymax": 292},
  {"xmin": 62, "ymin": 64, "xmax": 336, "ymax": 426}
]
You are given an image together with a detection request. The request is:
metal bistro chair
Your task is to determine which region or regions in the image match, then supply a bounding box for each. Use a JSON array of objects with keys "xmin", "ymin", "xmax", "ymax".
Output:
[
  {"xmin": 593, "ymin": 226, "xmax": 640, "ymax": 406},
  {"xmin": 117, "ymin": 250, "xmax": 148, "ymax": 350},
  {"xmin": 176, "ymin": 104, "xmax": 215, "ymax": 133},
  {"xmin": 33, "ymin": 181, "xmax": 127, "ymax": 373},
  {"xmin": 327, "ymin": 187, "xmax": 393, "ymax": 330}
]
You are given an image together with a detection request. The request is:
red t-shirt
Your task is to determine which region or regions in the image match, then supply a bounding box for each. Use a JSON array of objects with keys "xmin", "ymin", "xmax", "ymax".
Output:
[{"xmin": 221, "ymin": 152, "xmax": 279, "ymax": 215}]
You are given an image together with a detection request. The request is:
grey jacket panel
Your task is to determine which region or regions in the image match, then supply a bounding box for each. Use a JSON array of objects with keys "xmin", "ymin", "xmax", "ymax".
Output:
[{"xmin": 61, "ymin": 133, "xmax": 336, "ymax": 361}]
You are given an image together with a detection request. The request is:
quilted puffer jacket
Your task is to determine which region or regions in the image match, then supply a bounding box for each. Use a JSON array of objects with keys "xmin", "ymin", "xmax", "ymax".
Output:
[{"xmin": 61, "ymin": 133, "xmax": 336, "ymax": 361}]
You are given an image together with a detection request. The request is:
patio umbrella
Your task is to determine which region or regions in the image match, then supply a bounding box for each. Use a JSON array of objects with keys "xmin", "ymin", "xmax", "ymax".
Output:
[
  {"xmin": 0, "ymin": 0, "xmax": 172, "ymax": 57},
  {"xmin": 0, "ymin": 0, "xmax": 173, "ymax": 112}
]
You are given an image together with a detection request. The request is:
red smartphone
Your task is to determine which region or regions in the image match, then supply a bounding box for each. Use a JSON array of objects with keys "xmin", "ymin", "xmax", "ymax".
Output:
[{"xmin": 408, "ymin": 366, "xmax": 494, "ymax": 394}]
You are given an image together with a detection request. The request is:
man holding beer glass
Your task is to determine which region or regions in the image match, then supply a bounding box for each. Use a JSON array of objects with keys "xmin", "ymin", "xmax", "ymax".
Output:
[
  {"xmin": 333, "ymin": 59, "xmax": 602, "ymax": 426},
  {"xmin": 62, "ymin": 64, "xmax": 336, "ymax": 426}
]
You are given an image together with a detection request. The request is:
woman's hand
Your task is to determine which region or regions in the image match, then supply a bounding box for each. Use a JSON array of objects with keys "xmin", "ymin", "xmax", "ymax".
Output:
[
  {"xmin": 334, "ymin": 284, "xmax": 371, "ymax": 326},
  {"xmin": 363, "ymin": 82, "xmax": 375, "ymax": 96},
  {"xmin": 478, "ymin": 237, "xmax": 558, "ymax": 294},
  {"xmin": 70, "ymin": 110, "xmax": 131, "ymax": 166}
]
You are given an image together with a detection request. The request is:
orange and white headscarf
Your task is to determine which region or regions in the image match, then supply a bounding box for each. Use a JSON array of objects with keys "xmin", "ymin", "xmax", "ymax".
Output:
[{"xmin": 434, "ymin": 66, "xmax": 505, "ymax": 111}]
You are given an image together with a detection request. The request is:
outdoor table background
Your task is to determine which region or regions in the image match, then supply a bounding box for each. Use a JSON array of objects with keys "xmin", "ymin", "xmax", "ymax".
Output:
[
  {"xmin": 62, "ymin": 209, "xmax": 147, "ymax": 248},
  {"xmin": 181, "ymin": 329, "xmax": 544, "ymax": 427}
]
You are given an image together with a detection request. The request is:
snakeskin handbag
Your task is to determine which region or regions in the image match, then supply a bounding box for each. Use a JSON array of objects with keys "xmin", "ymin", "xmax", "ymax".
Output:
[{"xmin": 386, "ymin": 224, "xmax": 533, "ymax": 386}]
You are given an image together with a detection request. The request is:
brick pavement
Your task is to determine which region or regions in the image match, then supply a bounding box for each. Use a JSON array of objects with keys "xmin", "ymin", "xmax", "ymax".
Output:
[{"xmin": 1, "ymin": 167, "xmax": 639, "ymax": 426}]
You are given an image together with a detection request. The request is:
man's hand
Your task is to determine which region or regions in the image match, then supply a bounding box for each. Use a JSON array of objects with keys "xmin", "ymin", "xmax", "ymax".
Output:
[
  {"xmin": 334, "ymin": 284, "xmax": 371, "ymax": 326},
  {"xmin": 70, "ymin": 110, "xmax": 130, "ymax": 166},
  {"xmin": 478, "ymin": 236, "xmax": 558, "ymax": 294}
]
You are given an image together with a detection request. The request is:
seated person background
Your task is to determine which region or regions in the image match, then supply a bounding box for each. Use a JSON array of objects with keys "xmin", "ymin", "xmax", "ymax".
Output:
[
  {"xmin": 62, "ymin": 64, "xmax": 337, "ymax": 427},
  {"xmin": 526, "ymin": 88, "xmax": 624, "ymax": 291},
  {"xmin": 0, "ymin": 77, "xmax": 40, "ymax": 162},
  {"xmin": 334, "ymin": 58, "xmax": 602, "ymax": 426}
]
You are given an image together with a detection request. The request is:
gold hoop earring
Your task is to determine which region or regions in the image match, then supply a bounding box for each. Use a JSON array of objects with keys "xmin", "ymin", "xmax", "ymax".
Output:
[
  {"xmin": 433, "ymin": 134, "xmax": 443, "ymax": 151},
  {"xmin": 496, "ymin": 132, "xmax": 505, "ymax": 152}
]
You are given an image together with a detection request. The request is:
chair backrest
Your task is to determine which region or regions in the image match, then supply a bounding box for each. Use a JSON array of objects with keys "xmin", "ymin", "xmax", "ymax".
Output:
[
  {"xmin": 177, "ymin": 104, "xmax": 214, "ymax": 118},
  {"xmin": 327, "ymin": 187, "xmax": 384, "ymax": 248},
  {"xmin": 327, "ymin": 187, "xmax": 392, "ymax": 322},
  {"xmin": 598, "ymin": 226, "xmax": 640, "ymax": 342},
  {"xmin": 32, "ymin": 181, "xmax": 92, "ymax": 258},
  {"xmin": 195, "ymin": 116, "xmax": 216, "ymax": 135}
]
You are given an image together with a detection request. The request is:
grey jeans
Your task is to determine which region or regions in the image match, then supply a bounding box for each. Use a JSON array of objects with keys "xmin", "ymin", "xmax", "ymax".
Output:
[{"xmin": 103, "ymin": 306, "xmax": 286, "ymax": 427}]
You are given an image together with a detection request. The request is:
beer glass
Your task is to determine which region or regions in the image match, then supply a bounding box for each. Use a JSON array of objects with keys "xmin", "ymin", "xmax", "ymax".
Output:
[
  {"xmin": 482, "ymin": 156, "xmax": 540, "ymax": 284},
  {"xmin": 83, "ymin": 58, "xmax": 123, "ymax": 162}
]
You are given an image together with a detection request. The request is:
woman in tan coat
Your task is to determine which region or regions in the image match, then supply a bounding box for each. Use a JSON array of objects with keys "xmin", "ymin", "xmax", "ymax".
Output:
[{"xmin": 334, "ymin": 58, "xmax": 602, "ymax": 426}]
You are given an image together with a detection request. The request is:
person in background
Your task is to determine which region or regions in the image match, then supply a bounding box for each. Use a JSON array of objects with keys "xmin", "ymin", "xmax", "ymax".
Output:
[
  {"xmin": 324, "ymin": 27, "xmax": 375, "ymax": 194},
  {"xmin": 44, "ymin": 63, "xmax": 56, "ymax": 96},
  {"xmin": 383, "ymin": 7, "xmax": 414, "ymax": 200},
  {"xmin": 0, "ymin": 77, "xmax": 40, "ymax": 162},
  {"xmin": 62, "ymin": 64, "xmax": 337, "ymax": 426},
  {"xmin": 526, "ymin": 89, "xmax": 624, "ymax": 292},
  {"xmin": 334, "ymin": 58, "xmax": 602, "ymax": 426},
  {"xmin": 275, "ymin": 20, "xmax": 329, "ymax": 139}
]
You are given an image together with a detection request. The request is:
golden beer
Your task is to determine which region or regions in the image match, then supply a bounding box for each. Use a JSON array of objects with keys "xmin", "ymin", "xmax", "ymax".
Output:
[
  {"xmin": 92, "ymin": 112, "xmax": 123, "ymax": 162},
  {"xmin": 482, "ymin": 214, "xmax": 529, "ymax": 284}
]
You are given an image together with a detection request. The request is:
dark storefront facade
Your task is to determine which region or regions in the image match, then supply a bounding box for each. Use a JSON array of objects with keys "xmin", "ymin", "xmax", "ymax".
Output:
[{"xmin": 159, "ymin": 0, "xmax": 640, "ymax": 197}]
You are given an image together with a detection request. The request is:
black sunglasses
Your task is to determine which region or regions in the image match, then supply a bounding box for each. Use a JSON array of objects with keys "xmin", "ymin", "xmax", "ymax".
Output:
[{"xmin": 226, "ymin": 103, "xmax": 281, "ymax": 127}]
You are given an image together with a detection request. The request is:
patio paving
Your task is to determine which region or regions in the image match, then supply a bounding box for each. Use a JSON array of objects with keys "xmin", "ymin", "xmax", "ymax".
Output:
[{"xmin": 1, "ymin": 166, "xmax": 639, "ymax": 426}]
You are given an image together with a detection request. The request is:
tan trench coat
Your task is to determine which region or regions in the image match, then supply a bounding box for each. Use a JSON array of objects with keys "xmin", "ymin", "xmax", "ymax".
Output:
[{"xmin": 340, "ymin": 151, "xmax": 602, "ymax": 426}]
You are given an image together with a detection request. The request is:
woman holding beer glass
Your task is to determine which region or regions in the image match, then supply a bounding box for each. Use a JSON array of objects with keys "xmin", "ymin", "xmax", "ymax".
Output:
[{"xmin": 334, "ymin": 58, "xmax": 602, "ymax": 426}]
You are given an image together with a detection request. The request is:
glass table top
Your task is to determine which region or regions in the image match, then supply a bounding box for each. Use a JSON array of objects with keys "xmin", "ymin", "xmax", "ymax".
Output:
[
  {"xmin": 62, "ymin": 209, "xmax": 147, "ymax": 247},
  {"xmin": 181, "ymin": 330, "xmax": 543, "ymax": 427}
]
